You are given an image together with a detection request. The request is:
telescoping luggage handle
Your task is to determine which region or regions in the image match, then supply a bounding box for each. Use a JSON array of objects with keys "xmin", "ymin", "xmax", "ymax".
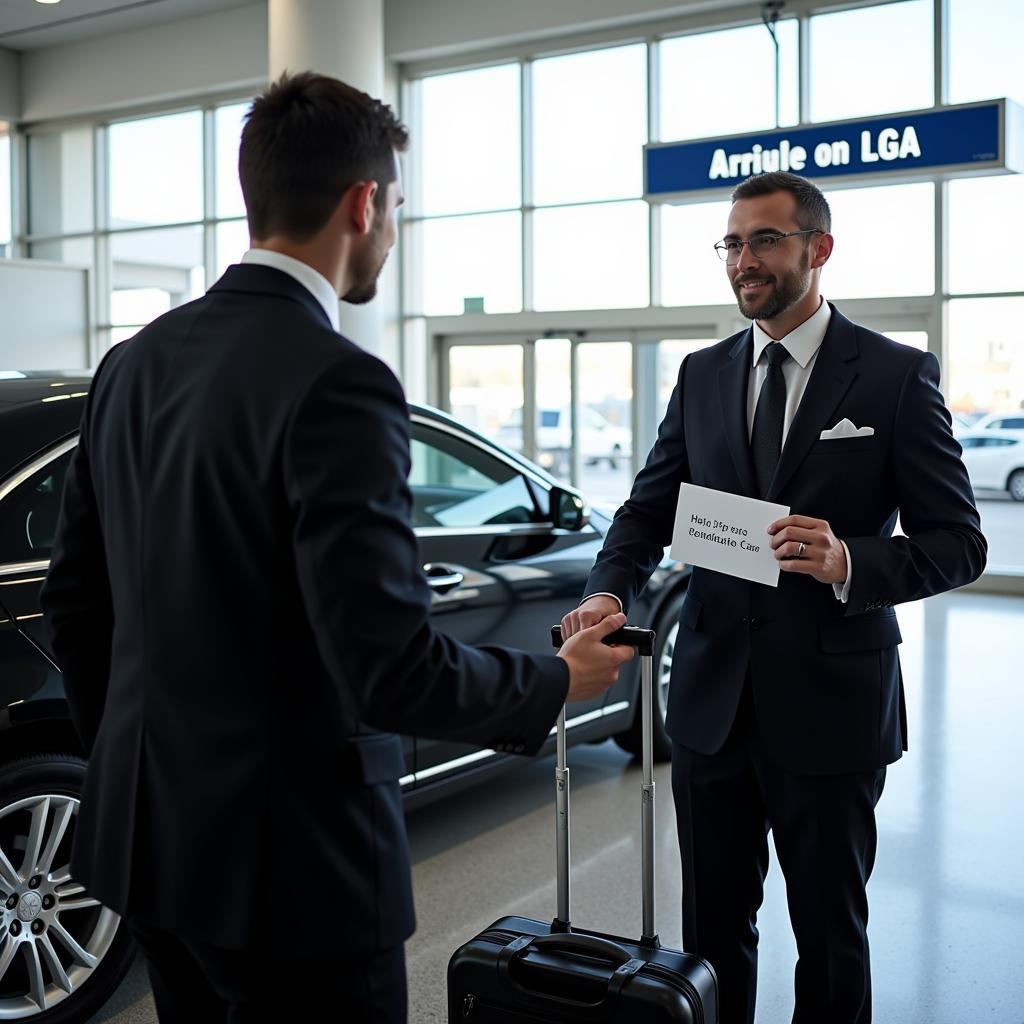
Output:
[{"xmin": 549, "ymin": 625, "xmax": 658, "ymax": 948}]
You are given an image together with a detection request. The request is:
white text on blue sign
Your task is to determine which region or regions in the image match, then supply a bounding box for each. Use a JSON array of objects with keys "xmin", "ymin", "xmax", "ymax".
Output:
[{"xmin": 708, "ymin": 126, "xmax": 923, "ymax": 181}]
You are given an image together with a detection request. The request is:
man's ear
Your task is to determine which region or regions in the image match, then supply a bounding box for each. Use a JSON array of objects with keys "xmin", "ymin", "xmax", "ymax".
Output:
[
  {"xmin": 349, "ymin": 180, "xmax": 379, "ymax": 236},
  {"xmin": 811, "ymin": 232, "xmax": 834, "ymax": 269}
]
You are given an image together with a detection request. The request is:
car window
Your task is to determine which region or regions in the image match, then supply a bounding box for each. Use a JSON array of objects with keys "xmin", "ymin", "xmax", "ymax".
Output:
[
  {"xmin": 960, "ymin": 437, "xmax": 984, "ymax": 448},
  {"xmin": 998, "ymin": 418, "xmax": 1024, "ymax": 430},
  {"xmin": 0, "ymin": 449, "xmax": 74, "ymax": 564},
  {"xmin": 409, "ymin": 426, "xmax": 539, "ymax": 528},
  {"xmin": 990, "ymin": 438, "xmax": 1019, "ymax": 447}
]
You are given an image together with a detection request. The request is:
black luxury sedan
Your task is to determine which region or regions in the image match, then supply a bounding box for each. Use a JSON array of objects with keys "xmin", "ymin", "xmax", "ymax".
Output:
[{"xmin": 0, "ymin": 373, "xmax": 690, "ymax": 1022}]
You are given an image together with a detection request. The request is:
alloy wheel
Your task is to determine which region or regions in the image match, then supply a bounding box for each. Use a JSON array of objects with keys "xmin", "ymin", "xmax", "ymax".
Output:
[
  {"xmin": 1009, "ymin": 470, "xmax": 1024, "ymax": 502},
  {"xmin": 0, "ymin": 794, "xmax": 121, "ymax": 1019},
  {"xmin": 657, "ymin": 618, "xmax": 678, "ymax": 724}
]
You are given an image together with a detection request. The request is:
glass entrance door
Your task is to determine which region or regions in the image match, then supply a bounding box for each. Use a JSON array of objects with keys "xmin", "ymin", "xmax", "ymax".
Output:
[
  {"xmin": 575, "ymin": 341, "xmax": 633, "ymax": 506},
  {"xmin": 445, "ymin": 342, "xmax": 525, "ymax": 453},
  {"xmin": 443, "ymin": 334, "xmax": 638, "ymax": 507}
]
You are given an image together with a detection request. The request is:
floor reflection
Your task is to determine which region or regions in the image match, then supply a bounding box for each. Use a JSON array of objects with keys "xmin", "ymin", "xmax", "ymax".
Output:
[{"xmin": 92, "ymin": 591, "xmax": 1024, "ymax": 1024}]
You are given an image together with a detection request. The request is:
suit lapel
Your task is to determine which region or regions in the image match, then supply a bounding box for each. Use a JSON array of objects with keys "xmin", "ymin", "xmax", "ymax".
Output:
[
  {"xmin": 718, "ymin": 329, "xmax": 759, "ymax": 498},
  {"xmin": 767, "ymin": 306, "xmax": 860, "ymax": 501}
]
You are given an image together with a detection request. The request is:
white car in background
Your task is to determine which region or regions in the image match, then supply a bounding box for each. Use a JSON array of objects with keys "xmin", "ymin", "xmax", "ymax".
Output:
[
  {"xmin": 496, "ymin": 407, "xmax": 632, "ymax": 476},
  {"xmin": 537, "ymin": 407, "xmax": 632, "ymax": 469},
  {"xmin": 959, "ymin": 429, "xmax": 1024, "ymax": 501},
  {"xmin": 970, "ymin": 411, "xmax": 1024, "ymax": 433}
]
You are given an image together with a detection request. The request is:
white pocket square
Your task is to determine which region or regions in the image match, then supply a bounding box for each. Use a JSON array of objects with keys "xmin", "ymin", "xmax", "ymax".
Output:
[{"xmin": 819, "ymin": 418, "xmax": 875, "ymax": 440}]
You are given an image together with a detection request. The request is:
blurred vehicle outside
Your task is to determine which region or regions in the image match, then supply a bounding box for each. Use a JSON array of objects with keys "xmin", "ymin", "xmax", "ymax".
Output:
[{"xmin": 959, "ymin": 429, "xmax": 1024, "ymax": 501}]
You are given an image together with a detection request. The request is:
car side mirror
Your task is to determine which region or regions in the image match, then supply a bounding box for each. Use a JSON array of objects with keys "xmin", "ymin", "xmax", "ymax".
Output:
[{"xmin": 550, "ymin": 486, "xmax": 590, "ymax": 531}]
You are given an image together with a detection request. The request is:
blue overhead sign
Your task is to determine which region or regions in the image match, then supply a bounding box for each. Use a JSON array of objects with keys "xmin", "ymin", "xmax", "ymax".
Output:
[{"xmin": 645, "ymin": 100, "xmax": 1024, "ymax": 200}]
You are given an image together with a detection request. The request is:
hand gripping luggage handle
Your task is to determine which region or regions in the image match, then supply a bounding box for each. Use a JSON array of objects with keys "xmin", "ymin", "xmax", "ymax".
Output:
[
  {"xmin": 549, "ymin": 624, "xmax": 654, "ymax": 656},
  {"xmin": 550, "ymin": 624, "xmax": 659, "ymax": 948}
]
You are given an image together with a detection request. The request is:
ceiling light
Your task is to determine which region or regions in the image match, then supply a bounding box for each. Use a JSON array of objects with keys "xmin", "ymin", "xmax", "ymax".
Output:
[{"xmin": 35, "ymin": 1, "xmax": 63, "ymax": 5}]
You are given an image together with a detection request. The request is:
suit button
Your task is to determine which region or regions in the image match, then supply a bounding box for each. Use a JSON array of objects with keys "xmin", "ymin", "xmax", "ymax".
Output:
[
  {"xmin": 744, "ymin": 616, "xmax": 761, "ymax": 630},
  {"xmin": 514, "ymin": 744, "xmax": 525, "ymax": 754}
]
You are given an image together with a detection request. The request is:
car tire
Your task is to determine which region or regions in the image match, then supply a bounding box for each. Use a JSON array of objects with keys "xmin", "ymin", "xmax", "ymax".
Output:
[
  {"xmin": 613, "ymin": 588, "xmax": 685, "ymax": 763},
  {"xmin": 0, "ymin": 755, "xmax": 135, "ymax": 1023},
  {"xmin": 1008, "ymin": 469, "xmax": 1024, "ymax": 502}
]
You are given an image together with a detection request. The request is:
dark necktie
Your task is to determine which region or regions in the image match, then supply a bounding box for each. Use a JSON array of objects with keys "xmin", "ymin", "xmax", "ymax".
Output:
[{"xmin": 750, "ymin": 342, "xmax": 790, "ymax": 497}]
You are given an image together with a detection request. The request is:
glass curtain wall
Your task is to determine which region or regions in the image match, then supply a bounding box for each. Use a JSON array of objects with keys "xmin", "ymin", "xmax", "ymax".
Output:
[
  {"xmin": 21, "ymin": 99, "xmax": 252, "ymax": 353},
  {"xmin": 0, "ymin": 128, "xmax": 10, "ymax": 257},
  {"xmin": 406, "ymin": 0, "xmax": 1024, "ymax": 574},
  {"xmin": 944, "ymin": 0, "xmax": 1024, "ymax": 571}
]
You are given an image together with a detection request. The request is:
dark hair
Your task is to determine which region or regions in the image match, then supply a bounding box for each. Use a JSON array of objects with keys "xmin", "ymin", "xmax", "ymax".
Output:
[
  {"xmin": 731, "ymin": 172, "xmax": 831, "ymax": 233},
  {"xmin": 239, "ymin": 71, "xmax": 409, "ymax": 241}
]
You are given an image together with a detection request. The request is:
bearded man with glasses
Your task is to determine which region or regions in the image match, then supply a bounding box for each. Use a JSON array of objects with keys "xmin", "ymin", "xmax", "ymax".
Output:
[{"xmin": 561, "ymin": 171, "xmax": 985, "ymax": 1024}]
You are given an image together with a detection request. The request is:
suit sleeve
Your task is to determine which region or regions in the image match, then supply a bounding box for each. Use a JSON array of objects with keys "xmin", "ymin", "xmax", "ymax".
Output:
[
  {"xmin": 843, "ymin": 350, "xmax": 986, "ymax": 613},
  {"xmin": 284, "ymin": 351, "xmax": 568, "ymax": 755},
  {"xmin": 40, "ymin": 401, "xmax": 114, "ymax": 755},
  {"xmin": 584, "ymin": 355, "xmax": 693, "ymax": 611}
]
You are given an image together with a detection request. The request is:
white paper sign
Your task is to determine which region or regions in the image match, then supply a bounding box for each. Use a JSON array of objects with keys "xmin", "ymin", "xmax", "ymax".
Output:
[{"xmin": 670, "ymin": 483, "xmax": 790, "ymax": 587}]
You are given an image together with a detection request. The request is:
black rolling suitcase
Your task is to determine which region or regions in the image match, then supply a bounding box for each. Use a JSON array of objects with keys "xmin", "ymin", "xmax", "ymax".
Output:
[{"xmin": 447, "ymin": 625, "xmax": 718, "ymax": 1023}]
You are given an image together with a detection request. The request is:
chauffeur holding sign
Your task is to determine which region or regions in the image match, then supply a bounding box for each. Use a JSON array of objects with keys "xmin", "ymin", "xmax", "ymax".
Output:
[{"xmin": 561, "ymin": 172, "xmax": 986, "ymax": 1024}]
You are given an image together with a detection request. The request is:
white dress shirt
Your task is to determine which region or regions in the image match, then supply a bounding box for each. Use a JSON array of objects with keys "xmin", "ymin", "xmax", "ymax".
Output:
[
  {"xmin": 241, "ymin": 248, "xmax": 340, "ymax": 333},
  {"xmin": 747, "ymin": 295, "xmax": 831, "ymax": 446},
  {"xmin": 586, "ymin": 296, "xmax": 852, "ymax": 612}
]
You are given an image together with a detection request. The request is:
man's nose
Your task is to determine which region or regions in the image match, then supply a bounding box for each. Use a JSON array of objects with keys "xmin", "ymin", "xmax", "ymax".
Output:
[{"xmin": 736, "ymin": 241, "xmax": 762, "ymax": 273}]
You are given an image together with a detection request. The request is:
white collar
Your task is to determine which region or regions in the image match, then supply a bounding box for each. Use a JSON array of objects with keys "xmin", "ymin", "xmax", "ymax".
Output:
[
  {"xmin": 751, "ymin": 297, "xmax": 832, "ymax": 369},
  {"xmin": 241, "ymin": 249, "xmax": 340, "ymax": 332}
]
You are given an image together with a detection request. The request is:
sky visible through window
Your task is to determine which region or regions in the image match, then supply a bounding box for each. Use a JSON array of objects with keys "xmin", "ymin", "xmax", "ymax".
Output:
[{"xmin": 109, "ymin": 111, "xmax": 202, "ymax": 228}]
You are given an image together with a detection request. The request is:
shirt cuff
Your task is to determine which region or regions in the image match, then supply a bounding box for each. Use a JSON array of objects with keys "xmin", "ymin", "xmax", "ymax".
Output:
[
  {"xmin": 833, "ymin": 541, "xmax": 852, "ymax": 603},
  {"xmin": 581, "ymin": 592, "xmax": 624, "ymax": 613}
]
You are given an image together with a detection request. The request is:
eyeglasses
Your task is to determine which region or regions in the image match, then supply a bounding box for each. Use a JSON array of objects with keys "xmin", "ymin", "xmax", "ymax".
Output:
[{"xmin": 714, "ymin": 229, "xmax": 823, "ymax": 264}]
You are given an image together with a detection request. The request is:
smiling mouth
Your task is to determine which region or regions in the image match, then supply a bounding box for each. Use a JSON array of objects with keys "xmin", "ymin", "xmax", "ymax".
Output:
[{"xmin": 737, "ymin": 279, "xmax": 771, "ymax": 293}]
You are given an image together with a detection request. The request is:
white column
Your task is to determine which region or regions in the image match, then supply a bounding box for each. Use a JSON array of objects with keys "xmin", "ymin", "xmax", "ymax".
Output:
[{"xmin": 267, "ymin": 0, "xmax": 399, "ymax": 367}]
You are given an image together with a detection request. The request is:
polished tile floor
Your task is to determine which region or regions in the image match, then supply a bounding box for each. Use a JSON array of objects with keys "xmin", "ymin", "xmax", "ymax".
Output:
[{"xmin": 93, "ymin": 591, "xmax": 1024, "ymax": 1023}]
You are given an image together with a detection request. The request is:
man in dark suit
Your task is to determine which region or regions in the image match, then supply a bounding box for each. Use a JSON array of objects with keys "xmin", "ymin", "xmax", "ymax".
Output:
[
  {"xmin": 41, "ymin": 72, "xmax": 633, "ymax": 1024},
  {"xmin": 561, "ymin": 172, "xmax": 985, "ymax": 1024}
]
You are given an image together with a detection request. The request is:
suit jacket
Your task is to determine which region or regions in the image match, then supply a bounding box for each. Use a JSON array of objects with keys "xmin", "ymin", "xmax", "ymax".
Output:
[
  {"xmin": 40, "ymin": 264, "xmax": 569, "ymax": 955},
  {"xmin": 585, "ymin": 305, "xmax": 985, "ymax": 775}
]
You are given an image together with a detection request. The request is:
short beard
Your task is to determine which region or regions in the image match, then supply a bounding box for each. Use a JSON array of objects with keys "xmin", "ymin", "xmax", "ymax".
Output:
[
  {"xmin": 343, "ymin": 220, "xmax": 389, "ymax": 305},
  {"xmin": 733, "ymin": 249, "xmax": 812, "ymax": 322}
]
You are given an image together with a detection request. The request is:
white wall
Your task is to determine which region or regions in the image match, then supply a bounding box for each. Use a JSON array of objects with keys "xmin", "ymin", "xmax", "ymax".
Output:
[
  {"xmin": 384, "ymin": 0, "xmax": 748, "ymax": 60},
  {"xmin": 0, "ymin": 48, "xmax": 18, "ymax": 121},
  {"xmin": 20, "ymin": 3, "xmax": 268, "ymax": 122},
  {"xmin": 0, "ymin": 260, "xmax": 90, "ymax": 370},
  {"xmin": 15, "ymin": 0, "xmax": 752, "ymax": 123}
]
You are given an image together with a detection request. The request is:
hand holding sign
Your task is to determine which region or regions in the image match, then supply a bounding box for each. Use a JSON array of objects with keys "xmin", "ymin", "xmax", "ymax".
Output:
[
  {"xmin": 767, "ymin": 515, "xmax": 849, "ymax": 585},
  {"xmin": 670, "ymin": 484, "xmax": 789, "ymax": 587}
]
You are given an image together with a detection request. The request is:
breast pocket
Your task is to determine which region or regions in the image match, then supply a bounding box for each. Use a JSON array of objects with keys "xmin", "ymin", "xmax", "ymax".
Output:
[{"xmin": 813, "ymin": 436, "xmax": 878, "ymax": 454}]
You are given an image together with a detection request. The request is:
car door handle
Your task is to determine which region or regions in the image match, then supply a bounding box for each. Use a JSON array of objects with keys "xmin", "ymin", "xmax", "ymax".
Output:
[{"xmin": 423, "ymin": 563, "xmax": 465, "ymax": 594}]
